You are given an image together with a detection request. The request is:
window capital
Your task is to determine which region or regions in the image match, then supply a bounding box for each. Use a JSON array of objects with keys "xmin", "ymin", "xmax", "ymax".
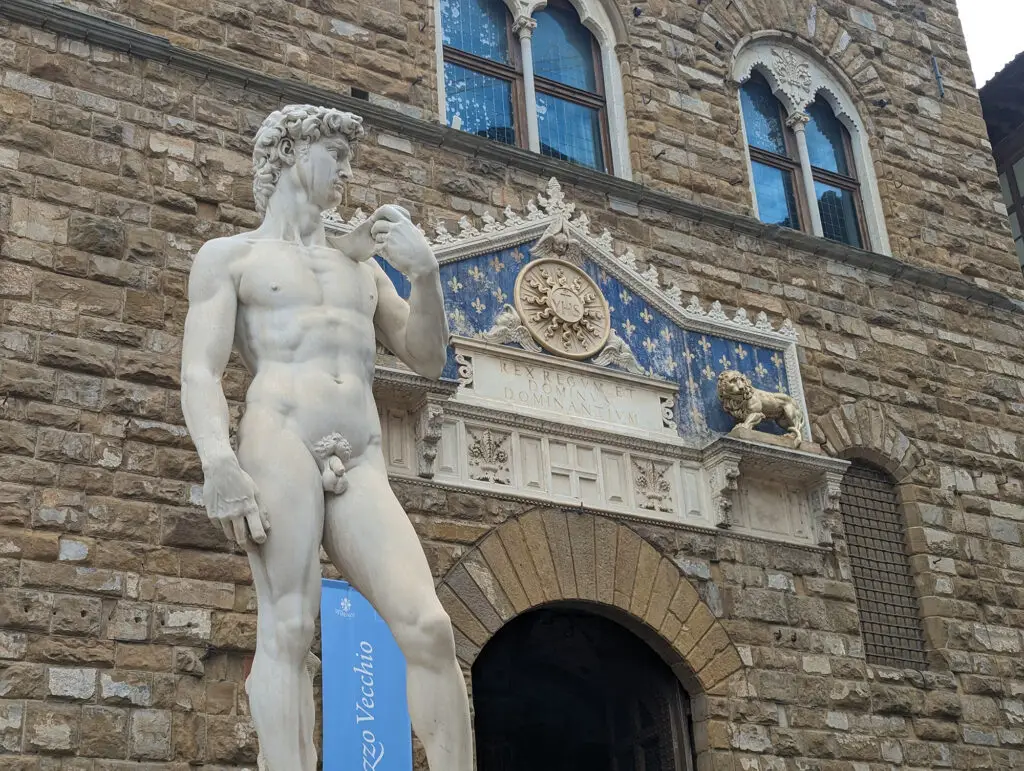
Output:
[
  {"xmin": 512, "ymin": 14, "xmax": 537, "ymax": 37},
  {"xmin": 785, "ymin": 111, "xmax": 809, "ymax": 130}
]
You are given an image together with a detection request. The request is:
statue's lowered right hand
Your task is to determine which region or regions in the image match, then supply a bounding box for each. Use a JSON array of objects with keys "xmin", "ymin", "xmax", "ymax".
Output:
[{"xmin": 202, "ymin": 457, "xmax": 270, "ymax": 547}]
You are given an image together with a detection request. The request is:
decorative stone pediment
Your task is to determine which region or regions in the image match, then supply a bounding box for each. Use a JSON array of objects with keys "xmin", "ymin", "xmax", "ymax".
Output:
[{"xmin": 334, "ymin": 178, "xmax": 839, "ymax": 549}]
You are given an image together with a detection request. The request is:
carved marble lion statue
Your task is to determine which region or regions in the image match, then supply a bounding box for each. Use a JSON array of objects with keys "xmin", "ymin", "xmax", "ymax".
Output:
[{"xmin": 717, "ymin": 370, "xmax": 805, "ymax": 448}]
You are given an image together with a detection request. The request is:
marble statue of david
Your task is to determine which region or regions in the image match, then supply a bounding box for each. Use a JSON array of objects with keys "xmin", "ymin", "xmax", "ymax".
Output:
[{"xmin": 179, "ymin": 104, "xmax": 472, "ymax": 771}]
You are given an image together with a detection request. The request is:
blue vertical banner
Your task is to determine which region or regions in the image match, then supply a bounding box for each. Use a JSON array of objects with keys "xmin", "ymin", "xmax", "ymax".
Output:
[{"xmin": 321, "ymin": 579, "xmax": 412, "ymax": 771}]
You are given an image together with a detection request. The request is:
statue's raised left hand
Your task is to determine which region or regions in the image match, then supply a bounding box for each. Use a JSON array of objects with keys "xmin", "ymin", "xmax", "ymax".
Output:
[{"xmin": 369, "ymin": 206, "xmax": 438, "ymax": 280}]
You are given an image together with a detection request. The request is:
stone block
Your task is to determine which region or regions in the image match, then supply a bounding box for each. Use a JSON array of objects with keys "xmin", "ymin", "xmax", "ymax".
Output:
[
  {"xmin": 24, "ymin": 701, "xmax": 80, "ymax": 753},
  {"xmin": 0, "ymin": 699, "xmax": 24, "ymax": 752},
  {"xmin": 50, "ymin": 594, "xmax": 103, "ymax": 635},
  {"xmin": 105, "ymin": 601, "xmax": 152, "ymax": 641},
  {"xmin": 80, "ymin": 705, "xmax": 129, "ymax": 758},
  {"xmin": 46, "ymin": 667, "xmax": 97, "ymax": 700},
  {"xmin": 153, "ymin": 605, "xmax": 213, "ymax": 645},
  {"xmin": 100, "ymin": 671, "xmax": 153, "ymax": 707},
  {"xmin": 130, "ymin": 708, "xmax": 172, "ymax": 760},
  {"xmin": 139, "ymin": 576, "xmax": 235, "ymax": 610},
  {"xmin": 205, "ymin": 715, "xmax": 258, "ymax": 764}
]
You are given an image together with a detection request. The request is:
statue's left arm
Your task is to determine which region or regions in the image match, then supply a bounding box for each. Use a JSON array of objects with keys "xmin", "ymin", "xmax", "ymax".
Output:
[{"xmin": 367, "ymin": 213, "xmax": 450, "ymax": 380}]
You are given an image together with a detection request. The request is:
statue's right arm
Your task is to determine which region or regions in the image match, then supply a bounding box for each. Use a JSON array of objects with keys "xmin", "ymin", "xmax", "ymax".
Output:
[
  {"xmin": 180, "ymin": 239, "xmax": 239, "ymax": 470},
  {"xmin": 179, "ymin": 240, "xmax": 268, "ymax": 546}
]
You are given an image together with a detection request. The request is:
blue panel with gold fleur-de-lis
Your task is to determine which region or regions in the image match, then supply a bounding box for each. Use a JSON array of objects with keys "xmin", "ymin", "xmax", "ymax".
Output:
[{"xmin": 377, "ymin": 243, "xmax": 792, "ymax": 441}]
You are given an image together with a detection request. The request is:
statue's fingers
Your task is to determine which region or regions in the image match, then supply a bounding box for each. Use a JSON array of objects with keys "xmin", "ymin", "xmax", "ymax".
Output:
[
  {"xmin": 370, "ymin": 220, "xmax": 392, "ymax": 237},
  {"xmin": 231, "ymin": 516, "xmax": 247, "ymax": 547},
  {"xmin": 254, "ymin": 491, "xmax": 271, "ymax": 532},
  {"xmin": 245, "ymin": 506, "xmax": 267, "ymax": 545},
  {"xmin": 221, "ymin": 520, "xmax": 234, "ymax": 543}
]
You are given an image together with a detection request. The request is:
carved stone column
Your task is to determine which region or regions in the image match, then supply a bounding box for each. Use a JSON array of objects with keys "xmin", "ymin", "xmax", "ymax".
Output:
[
  {"xmin": 787, "ymin": 112, "xmax": 824, "ymax": 238},
  {"xmin": 514, "ymin": 15, "xmax": 540, "ymax": 153}
]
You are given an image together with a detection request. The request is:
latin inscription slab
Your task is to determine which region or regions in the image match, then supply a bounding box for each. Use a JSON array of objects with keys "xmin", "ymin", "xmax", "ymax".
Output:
[{"xmin": 465, "ymin": 345, "xmax": 677, "ymax": 435}]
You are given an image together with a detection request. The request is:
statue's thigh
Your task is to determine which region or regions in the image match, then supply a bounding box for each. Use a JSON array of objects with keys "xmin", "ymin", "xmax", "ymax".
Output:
[
  {"xmin": 322, "ymin": 458, "xmax": 439, "ymax": 625},
  {"xmin": 238, "ymin": 417, "xmax": 325, "ymax": 603}
]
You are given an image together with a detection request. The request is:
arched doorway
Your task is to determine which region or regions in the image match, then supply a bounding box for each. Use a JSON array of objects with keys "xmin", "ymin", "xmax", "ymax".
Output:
[{"xmin": 472, "ymin": 605, "xmax": 697, "ymax": 771}]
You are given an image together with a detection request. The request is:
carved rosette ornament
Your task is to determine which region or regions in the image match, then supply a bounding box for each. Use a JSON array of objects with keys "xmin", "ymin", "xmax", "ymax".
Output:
[{"xmin": 514, "ymin": 258, "xmax": 611, "ymax": 359}]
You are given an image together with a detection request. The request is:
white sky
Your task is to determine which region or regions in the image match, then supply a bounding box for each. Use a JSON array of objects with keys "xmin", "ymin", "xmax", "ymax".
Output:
[{"xmin": 958, "ymin": 1, "xmax": 1024, "ymax": 86}]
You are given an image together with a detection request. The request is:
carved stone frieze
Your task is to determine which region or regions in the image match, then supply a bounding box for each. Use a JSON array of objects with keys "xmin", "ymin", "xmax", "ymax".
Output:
[
  {"xmin": 633, "ymin": 457, "xmax": 674, "ymax": 513},
  {"xmin": 467, "ymin": 427, "xmax": 511, "ymax": 484}
]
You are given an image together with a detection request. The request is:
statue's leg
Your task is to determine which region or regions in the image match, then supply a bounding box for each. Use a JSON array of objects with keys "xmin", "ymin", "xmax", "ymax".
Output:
[
  {"xmin": 323, "ymin": 448, "xmax": 472, "ymax": 771},
  {"xmin": 742, "ymin": 411, "xmax": 765, "ymax": 430},
  {"xmin": 237, "ymin": 416, "xmax": 324, "ymax": 771}
]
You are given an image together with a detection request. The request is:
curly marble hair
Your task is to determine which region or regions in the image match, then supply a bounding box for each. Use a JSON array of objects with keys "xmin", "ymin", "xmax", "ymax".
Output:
[{"xmin": 252, "ymin": 104, "xmax": 364, "ymax": 215}]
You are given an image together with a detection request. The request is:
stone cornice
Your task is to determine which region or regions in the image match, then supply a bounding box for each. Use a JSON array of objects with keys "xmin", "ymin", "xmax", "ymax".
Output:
[{"xmin": 4, "ymin": 0, "xmax": 1023, "ymax": 315}]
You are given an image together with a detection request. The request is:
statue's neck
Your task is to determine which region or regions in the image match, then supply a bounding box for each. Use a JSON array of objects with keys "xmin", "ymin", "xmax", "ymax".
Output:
[{"xmin": 259, "ymin": 182, "xmax": 327, "ymax": 246}]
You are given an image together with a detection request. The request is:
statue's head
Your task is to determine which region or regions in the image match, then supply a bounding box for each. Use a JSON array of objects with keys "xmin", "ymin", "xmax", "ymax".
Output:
[{"xmin": 252, "ymin": 104, "xmax": 365, "ymax": 216}]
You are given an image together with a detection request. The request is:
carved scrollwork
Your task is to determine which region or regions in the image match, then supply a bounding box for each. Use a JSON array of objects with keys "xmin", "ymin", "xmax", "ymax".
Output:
[{"xmin": 455, "ymin": 352, "xmax": 474, "ymax": 389}]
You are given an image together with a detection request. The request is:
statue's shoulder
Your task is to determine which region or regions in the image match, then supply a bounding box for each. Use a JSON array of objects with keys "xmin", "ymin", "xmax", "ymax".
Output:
[{"xmin": 191, "ymin": 233, "xmax": 254, "ymax": 275}]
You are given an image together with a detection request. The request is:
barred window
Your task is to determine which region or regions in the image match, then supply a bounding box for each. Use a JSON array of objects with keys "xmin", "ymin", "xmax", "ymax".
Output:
[{"xmin": 840, "ymin": 461, "xmax": 927, "ymax": 669}]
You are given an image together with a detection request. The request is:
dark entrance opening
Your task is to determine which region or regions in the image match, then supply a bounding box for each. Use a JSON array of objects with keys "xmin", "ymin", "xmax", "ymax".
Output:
[{"xmin": 472, "ymin": 606, "xmax": 696, "ymax": 771}]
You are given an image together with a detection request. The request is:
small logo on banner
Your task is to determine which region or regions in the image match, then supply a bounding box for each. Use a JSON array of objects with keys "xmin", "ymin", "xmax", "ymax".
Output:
[{"xmin": 335, "ymin": 596, "xmax": 354, "ymax": 618}]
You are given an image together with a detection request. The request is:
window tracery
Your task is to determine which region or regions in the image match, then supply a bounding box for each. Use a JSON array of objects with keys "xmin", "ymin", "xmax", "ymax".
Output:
[
  {"xmin": 732, "ymin": 37, "xmax": 891, "ymax": 255},
  {"xmin": 436, "ymin": 0, "xmax": 630, "ymax": 177}
]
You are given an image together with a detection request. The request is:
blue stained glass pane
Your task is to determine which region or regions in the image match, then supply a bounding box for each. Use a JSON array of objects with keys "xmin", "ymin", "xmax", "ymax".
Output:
[
  {"xmin": 816, "ymin": 181, "xmax": 862, "ymax": 248},
  {"xmin": 752, "ymin": 161, "xmax": 800, "ymax": 230},
  {"xmin": 537, "ymin": 93, "xmax": 604, "ymax": 171},
  {"xmin": 805, "ymin": 97, "xmax": 850, "ymax": 176},
  {"xmin": 740, "ymin": 74, "xmax": 788, "ymax": 156},
  {"xmin": 440, "ymin": 0, "xmax": 510, "ymax": 63},
  {"xmin": 444, "ymin": 62, "xmax": 515, "ymax": 145},
  {"xmin": 532, "ymin": 6, "xmax": 598, "ymax": 92}
]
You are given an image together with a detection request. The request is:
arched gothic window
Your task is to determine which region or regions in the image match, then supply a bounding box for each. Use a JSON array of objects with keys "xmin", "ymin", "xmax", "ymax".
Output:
[
  {"xmin": 438, "ymin": 0, "xmax": 627, "ymax": 175},
  {"xmin": 733, "ymin": 39, "xmax": 891, "ymax": 255},
  {"xmin": 840, "ymin": 461, "xmax": 927, "ymax": 669}
]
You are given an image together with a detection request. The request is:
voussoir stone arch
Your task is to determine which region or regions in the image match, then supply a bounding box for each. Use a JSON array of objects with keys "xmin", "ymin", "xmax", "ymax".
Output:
[
  {"xmin": 698, "ymin": 2, "xmax": 891, "ymax": 110},
  {"xmin": 436, "ymin": 507, "xmax": 743, "ymax": 695},
  {"xmin": 813, "ymin": 401, "xmax": 922, "ymax": 482}
]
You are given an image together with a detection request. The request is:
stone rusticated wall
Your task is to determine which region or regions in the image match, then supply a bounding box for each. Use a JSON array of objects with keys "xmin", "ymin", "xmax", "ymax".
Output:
[
  {"xmin": 1, "ymin": 1, "xmax": 1024, "ymax": 769},
  {"xmin": 45, "ymin": 0, "xmax": 1024, "ymax": 283}
]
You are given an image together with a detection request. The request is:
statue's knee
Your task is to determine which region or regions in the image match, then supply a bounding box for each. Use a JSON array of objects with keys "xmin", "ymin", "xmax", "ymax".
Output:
[
  {"xmin": 267, "ymin": 606, "xmax": 316, "ymax": 659},
  {"xmin": 398, "ymin": 605, "xmax": 455, "ymax": 665}
]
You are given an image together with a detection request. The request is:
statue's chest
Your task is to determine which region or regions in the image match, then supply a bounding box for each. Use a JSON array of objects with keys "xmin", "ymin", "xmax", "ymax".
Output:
[{"xmin": 237, "ymin": 248, "xmax": 376, "ymax": 313}]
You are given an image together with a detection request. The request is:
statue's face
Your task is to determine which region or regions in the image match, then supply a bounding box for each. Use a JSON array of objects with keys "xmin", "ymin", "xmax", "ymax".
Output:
[{"xmin": 291, "ymin": 136, "xmax": 353, "ymax": 212}]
